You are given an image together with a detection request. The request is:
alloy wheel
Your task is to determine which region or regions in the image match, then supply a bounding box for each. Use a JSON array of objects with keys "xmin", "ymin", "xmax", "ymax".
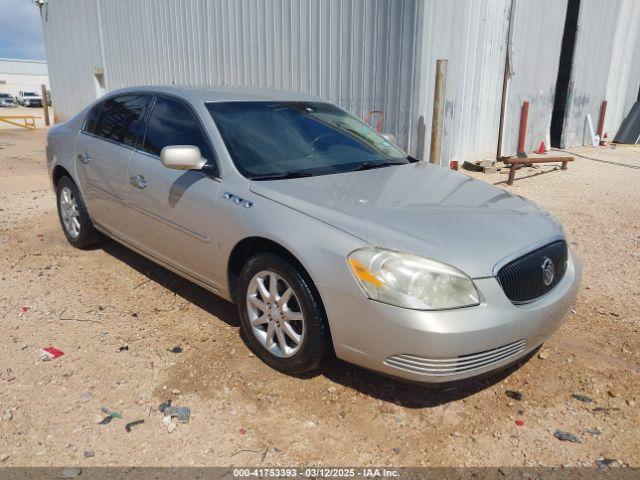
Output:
[
  {"xmin": 246, "ymin": 270, "xmax": 305, "ymax": 358},
  {"xmin": 59, "ymin": 186, "xmax": 81, "ymax": 239}
]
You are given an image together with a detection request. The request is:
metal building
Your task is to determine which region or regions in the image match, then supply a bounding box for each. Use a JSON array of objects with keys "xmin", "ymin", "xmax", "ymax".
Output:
[
  {"xmin": 39, "ymin": 0, "xmax": 640, "ymax": 164},
  {"xmin": 0, "ymin": 58, "xmax": 49, "ymax": 97}
]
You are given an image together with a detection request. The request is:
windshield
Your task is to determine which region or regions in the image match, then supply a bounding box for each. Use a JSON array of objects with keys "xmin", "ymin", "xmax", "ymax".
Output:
[
  {"xmin": 0, "ymin": 94, "xmax": 11, "ymax": 98},
  {"xmin": 24, "ymin": 92, "xmax": 38, "ymax": 97},
  {"xmin": 207, "ymin": 101, "xmax": 410, "ymax": 179}
]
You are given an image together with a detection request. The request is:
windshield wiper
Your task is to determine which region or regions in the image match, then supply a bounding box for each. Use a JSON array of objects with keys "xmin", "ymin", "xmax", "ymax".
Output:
[
  {"xmin": 350, "ymin": 161, "xmax": 406, "ymax": 172},
  {"xmin": 251, "ymin": 170, "xmax": 314, "ymax": 181}
]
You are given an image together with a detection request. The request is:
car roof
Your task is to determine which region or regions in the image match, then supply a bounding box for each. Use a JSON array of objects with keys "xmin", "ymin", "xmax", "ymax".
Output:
[{"xmin": 106, "ymin": 85, "xmax": 324, "ymax": 104}]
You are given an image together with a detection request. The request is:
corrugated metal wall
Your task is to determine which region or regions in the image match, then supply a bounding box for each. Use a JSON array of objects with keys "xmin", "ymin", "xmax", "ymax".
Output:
[
  {"xmin": 41, "ymin": 0, "xmax": 419, "ymax": 150},
  {"xmin": 561, "ymin": 0, "xmax": 625, "ymax": 147},
  {"xmin": 604, "ymin": 0, "xmax": 640, "ymax": 140},
  {"xmin": 40, "ymin": 0, "xmax": 102, "ymax": 123},
  {"xmin": 41, "ymin": 0, "xmax": 639, "ymax": 159},
  {"xmin": 500, "ymin": 0, "xmax": 567, "ymax": 156},
  {"xmin": 413, "ymin": 0, "xmax": 511, "ymax": 165}
]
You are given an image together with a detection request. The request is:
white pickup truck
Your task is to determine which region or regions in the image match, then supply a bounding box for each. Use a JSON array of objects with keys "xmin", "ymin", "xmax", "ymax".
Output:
[{"xmin": 17, "ymin": 90, "xmax": 43, "ymax": 107}]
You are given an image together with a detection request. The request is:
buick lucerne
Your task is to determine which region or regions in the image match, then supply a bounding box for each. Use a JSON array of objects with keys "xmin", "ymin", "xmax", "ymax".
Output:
[{"xmin": 46, "ymin": 86, "xmax": 581, "ymax": 383}]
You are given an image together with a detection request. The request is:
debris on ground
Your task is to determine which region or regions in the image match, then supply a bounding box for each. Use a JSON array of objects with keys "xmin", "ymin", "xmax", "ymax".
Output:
[
  {"xmin": 538, "ymin": 350, "xmax": 550, "ymax": 359},
  {"xmin": 515, "ymin": 419, "xmax": 524, "ymax": 426},
  {"xmin": 596, "ymin": 458, "xmax": 621, "ymax": 468},
  {"xmin": 554, "ymin": 429, "xmax": 582, "ymax": 443},
  {"xmin": 83, "ymin": 451, "xmax": 95, "ymax": 458},
  {"xmin": 20, "ymin": 306, "xmax": 29, "ymax": 313},
  {"xmin": 98, "ymin": 416, "xmax": 113, "ymax": 425},
  {"xmin": 592, "ymin": 407, "xmax": 620, "ymax": 413},
  {"xmin": 586, "ymin": 427, "xmax": 603, "ymax": 435},
  {"xmin": 239, "ymin": 428, "xmax": 247, "ymax": 435},
  {"xmin": 571, "ymin": 394, "xmax": 595, "ymax": 403},
  {"xmin": 163, "ymin": 406, "xmax": 190, "ymax": 423},
  {"xmin": 125, "ymin": 419, "xmax": 144, "ymax": 432},
  {"xmin": 158, "ymin": 400, "xmax": 172, "ymax": 413},
  {"xmin": 170, "ymin": 346, "xmax": 182, "ymax": 354},
  {"xmin": 505, "ymin": 390, "xmax": 523, "ymax": 401},
  {"xmin": 100, "ymin": 407, "xmax": 122, "ymax": 419},
  {"xmin": 39, "ymin": 346, "xmax": 64, "ymax": 361},
  {"xmin": 118, "ymin": 346, "xmax": 129, "ymax": 352},
  {"xmin": 2, "ymin": 409, "xmax": 13, "ymax": 421}
]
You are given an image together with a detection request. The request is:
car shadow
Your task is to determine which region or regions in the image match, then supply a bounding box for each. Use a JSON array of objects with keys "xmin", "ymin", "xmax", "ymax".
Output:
[
  {"xmin": 320, "ymin": 351, "xmax": 537, "ymax": 408},
  {"xmin": 101, "ymin": 240, "xmax": 239, "ymax": 328},
  {"xmin": 101, "ymin": 239, "xmax": 534, "ymax": 408}
]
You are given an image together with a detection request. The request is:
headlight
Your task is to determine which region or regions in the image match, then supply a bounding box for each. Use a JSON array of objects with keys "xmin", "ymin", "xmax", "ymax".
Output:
[{"xmin": 347, "ymin": 247, "xmax": 480, "ymax": 310}]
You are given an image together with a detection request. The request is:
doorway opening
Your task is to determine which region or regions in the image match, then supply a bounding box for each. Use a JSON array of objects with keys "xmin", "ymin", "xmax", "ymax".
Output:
[{"xmin": 550, "ymin": 0, "xmax": 581, "ymax": 147}]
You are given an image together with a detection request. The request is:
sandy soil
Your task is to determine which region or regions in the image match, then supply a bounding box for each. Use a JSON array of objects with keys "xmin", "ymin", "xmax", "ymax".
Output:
[{"xmin": 0, "ymin": 129, "xmax": 638, "ymax": 467}]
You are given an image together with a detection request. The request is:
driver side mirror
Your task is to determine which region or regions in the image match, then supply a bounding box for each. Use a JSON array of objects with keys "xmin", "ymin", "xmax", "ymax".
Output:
[{"xmin": 160, "ymin": 145, "xmax": 206, "ymax": 170}]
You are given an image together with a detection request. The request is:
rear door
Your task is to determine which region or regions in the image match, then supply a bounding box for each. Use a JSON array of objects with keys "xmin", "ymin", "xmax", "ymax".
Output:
[
  {"xmin": 126, "ymin": 95, "xmax": 224, "ymax": 288},
  {"xmin": 75, "ymin": 94, "xmax": 152, "ymax": 238}
]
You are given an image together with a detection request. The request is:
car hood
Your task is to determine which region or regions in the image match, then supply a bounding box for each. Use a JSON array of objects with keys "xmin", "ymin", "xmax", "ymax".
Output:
[{"xmin": 249, "ymin": 162, "xmax": 564, "ymax": 278}]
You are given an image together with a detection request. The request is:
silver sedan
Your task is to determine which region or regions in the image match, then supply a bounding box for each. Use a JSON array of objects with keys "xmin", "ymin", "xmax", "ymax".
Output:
[{"xmin": 46, "ymin": 86, "xmax": 581, "ymax": 383}]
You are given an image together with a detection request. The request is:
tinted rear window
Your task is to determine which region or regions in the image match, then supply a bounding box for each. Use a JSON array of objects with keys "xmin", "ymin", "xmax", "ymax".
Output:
[
  {"xmin": 94, "ymin": 95, "xmax": 152, "ymax": 147},
  {"xmin": 83, "ymin": 103, "xmax": 102, "ymax": 134},
  {"xmin": 143, "ymin": 96, "xmax": 214, "ymax": 161}
]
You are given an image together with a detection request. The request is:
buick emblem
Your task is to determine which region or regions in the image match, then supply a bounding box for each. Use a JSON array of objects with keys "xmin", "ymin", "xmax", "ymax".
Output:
[{"xmin": 541, "ymin": 257, "xmax": 555, "ymax": 286}]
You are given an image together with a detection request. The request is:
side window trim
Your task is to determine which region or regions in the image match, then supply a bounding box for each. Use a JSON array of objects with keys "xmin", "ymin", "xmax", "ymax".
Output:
[{"xmin": 141, "ymin": 93, "xmax": 220, "ymax": 177}]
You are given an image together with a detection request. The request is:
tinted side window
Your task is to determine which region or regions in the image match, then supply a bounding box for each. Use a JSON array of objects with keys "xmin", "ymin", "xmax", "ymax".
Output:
[
  {"xmin": 83, "ymin": 102, "xmax": 102, "ymax": 134},
  {"xmin": 143, "ymin": 97, "xmax": 214, "ymax": 161},
  {"xmin": 94, "ymin": 95, "xmax": 151, "ymax": 147}
]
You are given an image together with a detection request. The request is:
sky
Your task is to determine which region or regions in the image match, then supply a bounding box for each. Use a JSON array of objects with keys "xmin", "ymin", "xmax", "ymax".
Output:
[{"xmin": 0, "ymin": 0, "xmax": 46, "ymax": 60}]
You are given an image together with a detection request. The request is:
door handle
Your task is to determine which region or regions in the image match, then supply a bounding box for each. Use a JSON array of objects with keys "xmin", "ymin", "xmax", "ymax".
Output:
[
  {"xmin": 130, "ymin": 174, "xmax": 148, "ymax": 189},
  {"xmin": 77, "ymin": 152, "xmax": 91, "ymax": 164}
]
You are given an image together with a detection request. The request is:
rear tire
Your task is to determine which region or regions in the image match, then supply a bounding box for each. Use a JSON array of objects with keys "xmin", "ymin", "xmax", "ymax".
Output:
[
  {"xmin": 55, "ymin": 176, "xmax": 103, "ymax": 249},
  {"xmin": 236, "ymin": 253, "xmax": 328, "ymax": 375}
]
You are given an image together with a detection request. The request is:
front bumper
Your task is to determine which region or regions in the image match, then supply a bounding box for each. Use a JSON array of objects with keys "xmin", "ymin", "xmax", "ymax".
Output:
[{"xmin": 319, "ymin": 251, "xmax": 581, "ymax": 383}]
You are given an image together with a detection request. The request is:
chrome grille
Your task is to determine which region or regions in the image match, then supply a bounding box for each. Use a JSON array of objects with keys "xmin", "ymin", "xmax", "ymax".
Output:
[
  {"xmin": 497, "ymin": 241, "xmax": 568, "ymax": 303},
  {"xmin": 384, "ymin": 340, "xmax": 526, "ymax": 376}
]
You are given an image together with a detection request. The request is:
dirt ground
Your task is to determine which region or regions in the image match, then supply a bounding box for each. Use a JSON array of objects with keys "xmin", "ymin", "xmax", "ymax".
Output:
[{"xmin": 0, "ymin": 128, "xmax": 638, "ymax": 467}]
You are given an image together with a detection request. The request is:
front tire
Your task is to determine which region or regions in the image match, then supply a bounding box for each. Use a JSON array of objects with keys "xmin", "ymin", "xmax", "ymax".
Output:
[
  {"xmin": 55, "ymin": 176, "xmax": 102, "ymax": 249},
  {"xmin": 236, "ymin": 253, "xmax": 328, "ymax": 375}
]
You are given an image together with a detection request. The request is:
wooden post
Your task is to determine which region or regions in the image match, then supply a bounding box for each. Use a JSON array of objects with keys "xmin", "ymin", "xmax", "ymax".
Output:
[
  {"xmin": 41, "ymin": 84, "xmax": 50, "ymax": 127},
  {"xmin": 517, "ymin": 101, "xmax": 529, "ymax": 155},
  {"xmin": 429, "ymin": 59, "xmax": 447, "ymax": 165}
]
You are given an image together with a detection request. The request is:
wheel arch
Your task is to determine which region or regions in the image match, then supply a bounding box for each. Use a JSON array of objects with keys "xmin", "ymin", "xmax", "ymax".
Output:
[
  {"xmin": 227, "ymin": 237, "xmax": 323, "ymax": 308},
  {"xmin": 52, "ymin": 165, "xmax": 73, "ymax": 187}
]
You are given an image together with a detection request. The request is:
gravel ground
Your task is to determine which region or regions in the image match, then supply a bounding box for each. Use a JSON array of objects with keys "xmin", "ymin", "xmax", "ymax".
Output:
[{"xmin": 0, "ymin": 129, "xmax": 638, "ymax": 467}]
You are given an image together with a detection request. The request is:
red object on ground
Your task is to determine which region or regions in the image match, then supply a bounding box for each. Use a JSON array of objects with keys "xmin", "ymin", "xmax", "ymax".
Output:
[
  {"xmin": 239, "ymin": 428, "xmax": 247, "ymax": 435},
  {"xmin": 533, "ymin": 141, "xmax": 548, "ymax": 154},
  {"xmin": 41, "ymin": 346, "xmax": 64, "ymax": 360},
  {"xmin": 21, "ymin": 306, "xmax": 29, "ymax": 313},
  {"xmin": 450, "ymin": 160, "xmax": 459, "ymax": 170},
  {"xmin": 515, "ymin": 419, "xmax": 524, "ymax": 426}
]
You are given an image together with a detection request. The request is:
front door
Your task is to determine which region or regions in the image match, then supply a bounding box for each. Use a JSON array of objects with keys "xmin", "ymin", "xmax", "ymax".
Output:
[{"xmin": 125, "ymin": 95, "xmax": 223, "ymax": 289}]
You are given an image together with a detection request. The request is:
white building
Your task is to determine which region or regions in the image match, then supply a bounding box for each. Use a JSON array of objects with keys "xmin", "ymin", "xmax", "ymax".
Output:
[
  {"xmin": 39, "ymin": 0, "xmax": 640, "ymax": 164},
  {"xmin": 0, "ymin": 58, "xmax": 49, "ymax": 97}
]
